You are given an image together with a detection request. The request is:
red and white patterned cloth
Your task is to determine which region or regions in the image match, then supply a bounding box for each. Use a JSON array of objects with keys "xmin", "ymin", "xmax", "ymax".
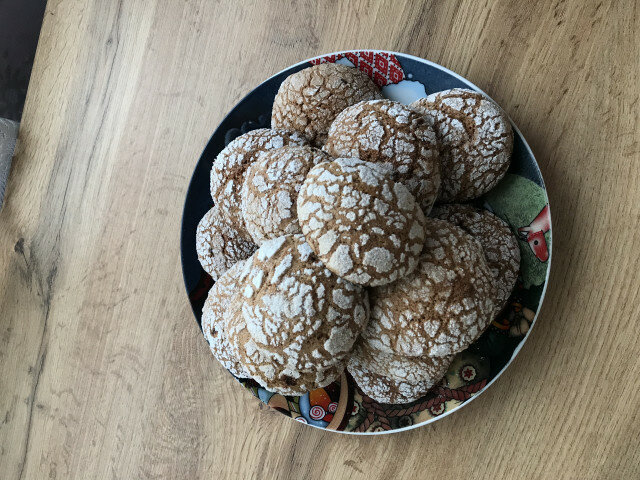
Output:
[{"xmin": 310, "ymin": 51, "xmax": 406, "ymax": 87}]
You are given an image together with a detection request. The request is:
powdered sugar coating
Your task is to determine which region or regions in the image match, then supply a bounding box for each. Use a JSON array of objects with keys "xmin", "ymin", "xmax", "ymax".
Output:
[
  {"xmin": 298, "ymin": 158, "xmax": 427, "ymax": 286},
  {"xmin": 350, "ymin": 340, "xmax": 453, "ymax": 385},
  {"xmin": 348, "ymin": 341, "xmax": 452, "ymax": 404},
  {"xmin": 323, "ymin": 99, "xmax": 440, "ymax": 213},
  {"xmin": 363, "ymin": 218, "xmax": 496, "ymax": 358},
  {"xmin": 272, "ymin": 63, "xmax": 383, "ymax": 146},
  {"xmin": 431, "ymin": 204, "xmax": 520, "ymax": 312},
  {"xmin": 195, "ymin": 205, "xmax": 257, "ymax": 280},
  {"xmin": 227, "ymin": 234, "xmax": 369, "ymax": 395},
  {"xmin": 201, "ymin": 260, "xmax": 249, "ymax": 377},
  {"xmin": 227, "ymin": 308, "xmax": 344, "ymax": 396},
  {"xmin": 411, "ymin": 88, "xmax": 513, "ymax": 202},
  {"xmin": 209, "ymin": 128, "xmax": 308, "ymax": 232},
  {"xmin": 241, "ymin": 146, "xmax": 330, "ymax": 244}
]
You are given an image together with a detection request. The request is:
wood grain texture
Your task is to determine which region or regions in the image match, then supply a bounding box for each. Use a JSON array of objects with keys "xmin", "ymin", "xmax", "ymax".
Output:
[{"xmin": 1, "ymin": 0, "xmax": 639, "ymax": 478}]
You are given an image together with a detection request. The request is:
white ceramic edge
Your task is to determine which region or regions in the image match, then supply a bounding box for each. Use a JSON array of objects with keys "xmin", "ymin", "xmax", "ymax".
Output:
[{"xmin": 234, "ymin": 50, "xmax": 552, "ymax": 435}]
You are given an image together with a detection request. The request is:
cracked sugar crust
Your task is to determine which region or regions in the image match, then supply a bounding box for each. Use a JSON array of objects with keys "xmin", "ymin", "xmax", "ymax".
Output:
[
  {"xmin": 349, "ymin": 364, "xmax": 432, "ymax": 404},
  {"xmin": 201, "ymin": 260, "xmax": 249, "ymax": 377},
  {"xmin": 209, "ymin": 128, "xmax": 308, "ymax": 233},
  {"xmin": 298, "ymin": 158, "xmax": 427, "ymax": 287},
  {"xmin": 195, "ymin": 205, "xmax": 257, "ymax": 280},
  {"xmin": 323, "ymin": 99, "xmax": 440, "ymax": 213},
  {"xmin": 431, "ymin": 204, "xmax": 520, "ymax": 312},
  {"xmin": 241, "ymin": 146, "xmax": 330, "ymax": 245},
  {"xmin": 348, "ymin": 341, "xmax": 452, "ymax": 404},
  {"xmin": 411, "ymin": 88, "xmax": 513, "ymax": 203},
  {"xmin": 349, "ymin": 340, "xmax": 453, "ymax": 385},
  {"xmin": 362, "ymin": 218, "xmax": 496, "ymax": 358},
  {"xmin": 227, "ymin": 301, "xmax": 343, "ymax": 395},
  {"xmin": 271, "ymin": 63, "xmax": 383, "ymax": 146},
  {"xmin": 227, "ymin": 234, "xmax": 369, "ymax": 395}
]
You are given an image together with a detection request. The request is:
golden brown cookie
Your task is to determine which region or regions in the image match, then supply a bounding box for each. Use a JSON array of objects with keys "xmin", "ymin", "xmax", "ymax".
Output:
[
  {"xmin": 348, "ymin": 341, "xmax": 452, "ymax": 404},
  {"xmin": 362, "ymin": 218, "xmax": 496, "ymax": 358},
  {"xmin": 195, "ymin": 205, "xmax": 257, "ymax": 280},
  {"xmin": 201, "ymin": 260, "xmax": 249, "ymax": 377},
  {"xmin": 323, "ymin": 99, "xmax": 440, "ymax": 213},
  {"xmin": 227, "ymin": 234, "xmax": 369, "ymax": 395},
  {"xmin": 209, "ymin": 128, "xmax": 308, "ymax": 233},
  {"xmin": 411, "ymin": 88, "xmax": 513, "ymax": 202},
  {"xmin": 241, "ymin": 146, "xmax": 330, "ymax": 244},
  {"xmin": 297, "ymin": 158, "xmax": 426, "ymax": 286},
  {"xmin": 271, "ymin": 63, "xmax": 383, "ymax": 146},
  {"xmin": 430, "ymin": 204, "xmax": 520, "ymax": 312}
]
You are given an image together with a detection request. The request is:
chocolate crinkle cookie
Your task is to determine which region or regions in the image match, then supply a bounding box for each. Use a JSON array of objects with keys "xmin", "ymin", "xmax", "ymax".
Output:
[
  {"xmin": 362, "ymin": 218, "xmax": 496, "ymax": 358},
  {"xmin": 411, "ymin": 88, "xmax": 513, "ymax": 203},
  {"xmin": 271, "ymin": 63, "xmax": 383, "ymax": 146},
  {"xmin": 226, "ymin": 234, "xmax": 369, "ymax": 395},
  {"xmin": 323, "ymin": 99, "xmax": 440, "ymax": 214},
  {"xmin": 297, "ymin": 158, "xmax": 426, "ymax": 287},
  {"xmin": 210, "ymin": 128, "xmax": 308, "ymax": 234},
  {"xmin": 348, "ymin": 341, "xmax": 452, "ymax": 404},
  {"xmin": 201, "ymin": 260, "xmax": 249, "ymax": 377},
  {"xmin": 431, "ymin": 203, "xmax": 520, "ymax": 313},
  {"xmin": 195, "ymin": 205, "xmax": 257, "ymax": 280},
  {"xmin": 241, "ymin": 146, "xmax": 330, "ymax": 245}
]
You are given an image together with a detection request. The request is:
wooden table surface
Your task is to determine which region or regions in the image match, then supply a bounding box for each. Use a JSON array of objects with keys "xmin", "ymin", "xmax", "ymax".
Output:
[{"xmin": 1, "ymin": 1, "xmax": 639, "ymax": 478}]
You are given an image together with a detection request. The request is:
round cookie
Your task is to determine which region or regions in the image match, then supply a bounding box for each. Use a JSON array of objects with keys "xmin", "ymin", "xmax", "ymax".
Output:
[
  {"xmin": 323, "ymin": 99, "xmax": 440, "ymax": 213},
  {"xmin": 209, "ymin": 128, "xmax": 308, "ymax": 232},
  {"xmin": 195, "ymin": 205, "xmax": 257, "ymax": 280},
  {"xmin": 363, "ymin": 218, "xmax": 496, "ymax": 358},
  {"xmin": 411, "ymin": 88, "xmax": 513, "ymax": 202},
  {"xmin": 297, "ymin": 158, "xmax": 427, "ymax": 287},
  {"xmin": 241, "ymin": 146, "xmax": 330, "ymax": 245},
  {"xmin": 201, "ymin": 260, "xmax": 249, "ymax": 377},
  {"xmin": 348, "ymin": 342, "xmax": 451, "ymax": 404},
  {"xmin": 226, "ymin": 306, "xmax": 344, "ymax": 396},
  {"xmin": 227, "ymin": 234, "xmax": 369, "ymax": 395},
  {"xmin": 431, "ymin": 204, "xmax": 520, "ymax": 312},
  {"xmin": 271, "ymin": 63, "xmax": 383, "ymax": 146}
]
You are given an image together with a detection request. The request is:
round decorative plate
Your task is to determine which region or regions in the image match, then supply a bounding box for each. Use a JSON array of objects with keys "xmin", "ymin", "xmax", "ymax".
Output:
[{"xmin": 180, "ymin": 51, "xmax": 552, "ymax": 434}]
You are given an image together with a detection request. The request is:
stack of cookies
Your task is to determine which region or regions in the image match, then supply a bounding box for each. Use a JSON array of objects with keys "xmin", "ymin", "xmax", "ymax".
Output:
[{"xmin": 196, "ymin": 63, "xmax": 520, "ymax": 403}]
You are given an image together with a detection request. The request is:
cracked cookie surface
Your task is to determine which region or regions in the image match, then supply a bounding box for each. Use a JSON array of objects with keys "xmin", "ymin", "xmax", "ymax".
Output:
[
  {"xmin": 201, "ymin": 260, "xmax": 249, "ymax": 377},
  {"xmin": 348, "ymin": 341, "xmax": 452, "ymax": 404},
  {"xmin": 362, "ymin": 218, "xmax": 496, "ymax": 358},
  {"xmin": 271, "ymin": 63, "xmax": 383, "ymax": 146},
  {"xmin": 350, "ymin": 340, "xmax": 453, "ymax": 385},
  {"xmin": 241, "ymin": 146, "xmax": 330, "ymax": 244},
  {"xmin": 298, "ymin": 158, "xmax": 426, "ymax": 286},
  {"xmin": 323, "ymin": 99, "xmax": 440, "ymax": 213},
  {"xmin": 210, "ymin": 128, "xmax": 307, "ymax": 233},
  {"xmin": 411, "ymin": 88, "xmax": 513, "ymax": 202},
  {"xmin": 195, "ymin": 205, "xmax": 257, "ymax": 280},
  {"xmin": 431, "ymin": 203, "xmax": 520, "ymax": 312},
  {"xmin": 227, "ymin": 234, "xmax": 369, "ymax": 395}
]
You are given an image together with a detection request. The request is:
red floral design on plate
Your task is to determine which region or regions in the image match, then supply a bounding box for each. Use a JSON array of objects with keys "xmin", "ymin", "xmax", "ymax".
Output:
[
  {"xmin": 429, "ymin": 403, "xmax": 446, "ymax": 416},
  {"xmin": 460, "ymin": 365, "xmax": 477, "ymax": 381}
]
